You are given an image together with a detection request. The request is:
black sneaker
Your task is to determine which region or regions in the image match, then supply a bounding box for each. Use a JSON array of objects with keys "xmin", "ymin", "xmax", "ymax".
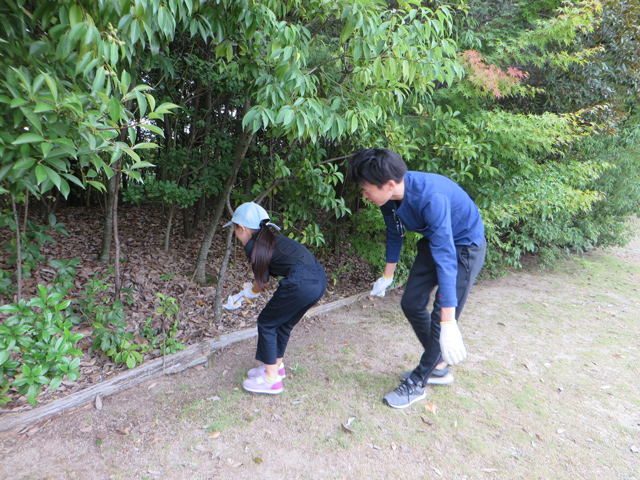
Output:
[
  {"xmin": 401, "ymin": 366, "xmax": 454, "ymax": 385},
  {"xmin": 383, "ymin": 378, "xmax": 427, "ymax": 409}
]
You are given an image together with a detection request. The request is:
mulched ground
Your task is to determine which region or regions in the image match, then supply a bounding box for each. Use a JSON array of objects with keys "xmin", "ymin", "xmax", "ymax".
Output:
[{"xmin": 0, "ymin": 204, "xmax": 376, "ymax": 411}]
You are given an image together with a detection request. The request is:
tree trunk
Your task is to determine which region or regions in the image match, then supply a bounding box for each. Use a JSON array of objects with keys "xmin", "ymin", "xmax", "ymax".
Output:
[
  {"xmin": 192, "ymin": 99, "xmax": 254, "ymax": 285},
  {"xmin": 213, "ymin": 225, "xmax": 235, "ymax": 320},
  {"xmin": 10, "ymin": 192, "xmax": 22, "ymax": 303},
  {"xmin": 98, "ymin": 169, "xmax": 117, "ymax": 264},
  {"xmin": 22, "ymin": 190, "xmax": 29, "ymax": 232},
  {"xmin": 112, "ymin": 160, "xmax": 122, "ymax": 301},
  {"xmin": 164, "ymin": 204, "xmax": 175, "ymax": 252}
]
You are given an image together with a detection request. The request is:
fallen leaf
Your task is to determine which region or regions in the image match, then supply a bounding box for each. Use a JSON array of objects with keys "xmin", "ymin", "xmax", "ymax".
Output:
[
  {"xmin": 147, "ymin": 382, "xmax": 157, "ymax": 390},
  {"xmin": 208, "ymin": 431, "xmax": 221, "ymax": 439},
  {"xmin": 425, "ymin": 402, "xmax": 437, "ymax": 415},
  {"xmin": 630, "ymin": 445, "xmax": 638, "ymax": 453},
  {"xmin": 420, "ymin": 416, "xmax": 434, "ymax": 426},
  {"xmin": 79, "ymin": 427, "xmax": 93, "ymax": 433},
  {"xmin": 612, "ymin": 353, "xmax": 621, "ymax": 358},
  {"xmin": 194, "ymin": 444, "xmax": 207, "ymax": 452},
  {"xmin": 390, "ymin": 442, "xmax": 397, "ymax": 451},
  {"xmin": 117, "ymin": 428, "xmax": 130, "ymax": 435},
  {"xmin": 557, "ymin": 429, "xmax": 566, "ymax": 434},
  {"xmin": 482, "ymin": 468, "xmax": 499, "ymax": 473},
  {"xmin": 95, "ymin": 395, "xmax": 103, "ymax": 411},
  {"xmin": 253, "ymin": 457, "xmax": 263, "ymax": 464},
  {"xmin": 341, "ymin": 424, "xmax": 354, "ymax": 434}
]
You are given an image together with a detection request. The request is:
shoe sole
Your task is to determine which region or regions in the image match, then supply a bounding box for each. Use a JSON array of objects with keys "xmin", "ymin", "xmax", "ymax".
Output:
[
  {"xmin": 242, "ymin": 384, "xmax": 284, "ymax": 395},
  {"xmin": 383, "ymin": 390, "xmax": 427, "ymax": 409},
  {"xmin": 247, "ymin": 371, "xmax": 286, "ymax": 379}
]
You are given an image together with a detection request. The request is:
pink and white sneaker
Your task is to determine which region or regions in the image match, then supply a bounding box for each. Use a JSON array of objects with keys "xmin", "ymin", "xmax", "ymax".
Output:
[
  {"xmin": 247, "ymin": 363, "xmax": 286, "ymax": 379},
  {"xmin": 242, "ymin": 372, "xmax": 284, "ymax": 395}
]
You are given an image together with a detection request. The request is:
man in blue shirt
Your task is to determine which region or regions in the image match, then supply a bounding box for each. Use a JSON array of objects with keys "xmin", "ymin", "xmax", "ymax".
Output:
[{"xmin": 350, "ymin": 148, "xmax": 486, "ymax": 409}]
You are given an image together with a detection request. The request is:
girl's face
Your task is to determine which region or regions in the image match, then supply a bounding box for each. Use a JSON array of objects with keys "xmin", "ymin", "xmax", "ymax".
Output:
[{"xmin": 234, "ymin": 224, "xmax": 253, "ymax": 246}]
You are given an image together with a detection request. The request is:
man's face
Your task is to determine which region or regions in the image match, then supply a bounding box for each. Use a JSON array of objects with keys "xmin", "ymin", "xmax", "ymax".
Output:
[{"xmin": 359, "ymin": 181, "xmax": 394, "ymax": 207}]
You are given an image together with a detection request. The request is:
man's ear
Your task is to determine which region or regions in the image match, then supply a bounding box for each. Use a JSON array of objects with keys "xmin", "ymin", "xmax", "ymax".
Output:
[{"xmin": 385, "ymin": 180, "xmax": 397, "ymax": 191}]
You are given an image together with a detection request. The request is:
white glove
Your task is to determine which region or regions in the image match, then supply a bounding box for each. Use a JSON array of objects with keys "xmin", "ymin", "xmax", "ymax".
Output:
[
  {"xmin": 439, "ymin": 321, "xmax": 467, "ymax": 365},
  {"xmin": 223, "ymin": 282, "xmax": 260, "ymax": 310},
  {"xmin": 370, "ymin": 275, "xmax": 393, "ymax": 297},
  {"xmin": 241, "ymin": 282, "xmax": 261, "ymax": 299}
]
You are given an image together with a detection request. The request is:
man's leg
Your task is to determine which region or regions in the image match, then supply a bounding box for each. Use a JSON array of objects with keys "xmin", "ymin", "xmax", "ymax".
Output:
[
  {"xmin": 400, "ymin": 238, "xmax": 442, "ymax": 385},
  {"xmin": 408, "ymin": 238, "xmax": 487, "ymax": 384},
  {"xmin": 426, "ymin": 238, "xmax": 487, "ymax": 368}
]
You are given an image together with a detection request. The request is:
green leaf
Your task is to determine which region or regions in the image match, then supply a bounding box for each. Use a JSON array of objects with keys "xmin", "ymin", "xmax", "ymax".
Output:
[
  {"xmin": 126, "ymin": 354, "xmax": 136, "ymax": 369},
  {"xmin": 35, "ymin": 164, "xmax": 47, "ymax": 184},
  {"xmin": 340, "ymin": 20, "xmax": 355, "ymax": 44},
  {"xmin": 140, "ymin": 124, "xmax": 164, "ymax": 136},
  {"xmin": 132, "ymin": 142, "xmax": 158, "ymax": 150},
  {"xmin": 92, "ymin": 67, "xmax": 106, "ymax": 93},
  {"xmin": 43, "ymin": 165, "xmax": 62, "ymax": 189},
  {"xmin": 29, "ymin": 41, "xmax": 49, "ymax": 57},
  {"xmin": 12, "ymin": 133, "xmax": 44, "ymax": 145},
  {"xmin": 34, "ymin": 102, "xmax": 54, "ymax": 113},
  {"xmin": 41, "ymin": 74, "xmax": 58, "ymax": 102},
  {"xmin": 123, "ymin": 148, "xmax": 141, "ymax": 162},
  {"xmin": 62, "ymin": 173, "xmax": 85, "ymax": 189},
  {"xmin": 49, "ymin": 376, "xmax": 62, "ymax": 391},
  {"xmin": 109, "ymin": 97, "xmax": 121, "ymax": 123},
  {"xmin": 52, "ymin": 138, "xmax": 77, "ymax": 157},
  {"xmin": 13, "ymin": 157, "xmax": 36, "ymax": 170},
  {"xmin": 87, "ymin": 180, "xmax": 106, "ymax": 192},
  {"xmin": 59, "ymin": 178, "xmax": 70, "ymax": 198},
  {"xmin": 68, "ymin": 5, "xmax": 83, "ymax": 25},
  {"xmin": 27, "ymin": 384, "xmax": 40, "ymax": 406}
]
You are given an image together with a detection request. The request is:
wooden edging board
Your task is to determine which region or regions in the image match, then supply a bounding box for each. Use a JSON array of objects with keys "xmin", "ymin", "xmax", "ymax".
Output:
[{"xmin": 0, "ymin": 290, "xmax": 370, "ymax": 433}]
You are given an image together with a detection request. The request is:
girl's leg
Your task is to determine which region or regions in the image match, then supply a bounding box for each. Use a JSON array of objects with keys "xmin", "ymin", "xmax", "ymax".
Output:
[{"xmin": 255, "ymin": 264, "xmax": 327, "ymax": 367}]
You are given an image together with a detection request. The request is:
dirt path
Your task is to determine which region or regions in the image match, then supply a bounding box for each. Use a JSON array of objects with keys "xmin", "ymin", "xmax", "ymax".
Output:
[{"xmin": 2, "ymin": 222, "xmax": 639, "ymax": 480}]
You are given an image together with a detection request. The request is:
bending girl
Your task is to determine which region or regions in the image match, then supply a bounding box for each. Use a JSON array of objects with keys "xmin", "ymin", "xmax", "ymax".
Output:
[{"xmin": 223, "ymin": 202, "xmax": 327, "ymax": 394}]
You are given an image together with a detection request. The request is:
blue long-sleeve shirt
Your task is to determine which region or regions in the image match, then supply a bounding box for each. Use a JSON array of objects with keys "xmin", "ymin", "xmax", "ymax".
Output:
[{"xmin": 381, "ymin": 171, "xmax": 485, "ymax": 308}]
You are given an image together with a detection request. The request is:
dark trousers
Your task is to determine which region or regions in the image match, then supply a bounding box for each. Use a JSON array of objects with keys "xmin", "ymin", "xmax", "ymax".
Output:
[
  {"xmin": 402, "ymin": 237, "xmax": 486, "ymax": 386},
  {"xmin": 256, "ymin": 264, "xmax": 327, "ymax": 365}
]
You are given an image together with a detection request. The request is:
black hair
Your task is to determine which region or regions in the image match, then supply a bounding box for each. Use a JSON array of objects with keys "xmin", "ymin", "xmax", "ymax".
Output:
[
  {"xmin": 250, "ymin": 219, "xmax": 276, "ymax": 290},
  {"xmin": 349, "ymin": 148, "xmax": 407, "ymax": 188}
]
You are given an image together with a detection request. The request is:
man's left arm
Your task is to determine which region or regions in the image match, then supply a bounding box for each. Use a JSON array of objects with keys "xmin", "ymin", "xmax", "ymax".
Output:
[{"xmin": 422, "ymin": 196, "xmax": 467, "ymax": 365}]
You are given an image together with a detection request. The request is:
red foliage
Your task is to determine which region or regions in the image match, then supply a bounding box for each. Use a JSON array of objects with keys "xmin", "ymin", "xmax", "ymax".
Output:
[{"xmin": 460, "ymin": 50, "xmax": 528, "ymax": 98}]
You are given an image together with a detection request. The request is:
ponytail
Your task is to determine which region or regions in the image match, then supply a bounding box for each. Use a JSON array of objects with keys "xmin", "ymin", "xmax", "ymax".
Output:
[{"xmin": 251, "ymin": 219, "xmax": 276, "ymax": 289}]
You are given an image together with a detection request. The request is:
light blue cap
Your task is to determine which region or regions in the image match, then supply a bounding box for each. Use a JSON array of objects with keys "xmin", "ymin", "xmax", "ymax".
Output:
[{"xmin": 223, "ymin": 202, "xmax": 281, "ymax": 230}]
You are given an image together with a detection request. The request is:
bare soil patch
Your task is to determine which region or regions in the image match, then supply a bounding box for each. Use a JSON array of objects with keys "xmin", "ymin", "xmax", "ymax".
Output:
[{"xmin": 0, "ymin": 216, "xmax": 639, "ymax": 480}]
